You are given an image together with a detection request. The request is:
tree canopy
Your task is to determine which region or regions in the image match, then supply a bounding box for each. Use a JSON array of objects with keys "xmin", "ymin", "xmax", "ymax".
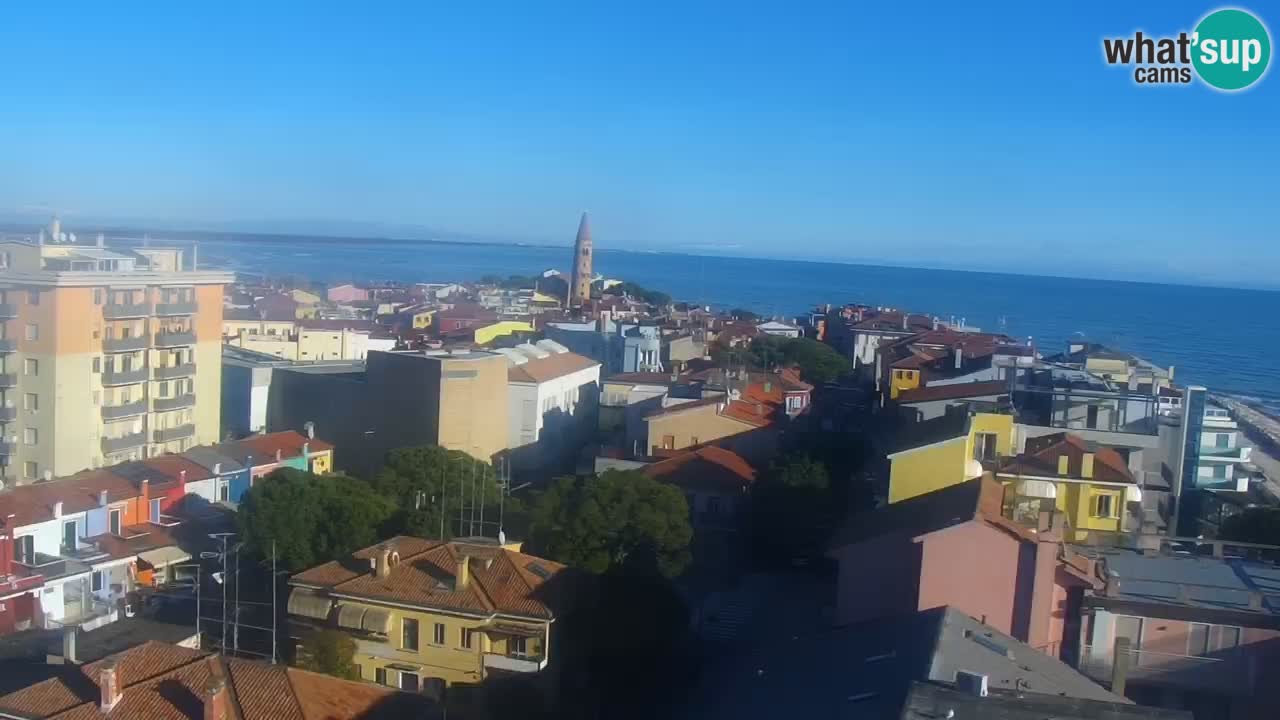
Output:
[
  {"xmin": 717, "ymin": 335, "xmax": 851, "ymax": 384},
  {"xmin": 237, "ymin": 467, "xmax": 394, "ymax": 571},
  {"xmin": 297, "ymin": 629, "xmax": 359, "ymax": 680},
  {"xmin": 1219, "ymin": 507, "xmax": 1280, "ymax": 546},
  {"xmin": 748, "ymin": 453, "xmax": 837, "ymax": 566},
  {"xmin": 612, "ymin": 282, "xmax": 671, "ymax": 307},
  {"xmin": 527, "ymin": 471, "xmax": 693, "ymax": 578},
  {"xmin": 366, "ymin": 445, "xmax": 517, "ymax": 541}
]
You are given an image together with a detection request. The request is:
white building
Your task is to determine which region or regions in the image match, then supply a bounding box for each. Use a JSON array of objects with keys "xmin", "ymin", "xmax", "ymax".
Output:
[
  {"xmin": 1197, "ymin": 407, "xmax": 1253, "ymax": 491},
  {"xmin": 497, "ymin": 340, "xmax": 600, "ymax": 471},
  {"xmin": 756, "ymin": 320, "xmax": 801, "ymax": 339}
]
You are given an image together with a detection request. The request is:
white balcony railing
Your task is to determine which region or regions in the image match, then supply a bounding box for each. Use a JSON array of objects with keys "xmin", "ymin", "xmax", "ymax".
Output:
[{"xmin": 482, "ymin": 652, "xmax": 546, "ymax": 673}]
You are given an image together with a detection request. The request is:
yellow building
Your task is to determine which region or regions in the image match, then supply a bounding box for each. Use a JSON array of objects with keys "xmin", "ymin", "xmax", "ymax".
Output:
[
  {"xmin": 0, "ymin": 236, "xmax": 232, "ymax": 480},
  {"xmin": 886, "ymin": 413, "xmax": 1140, "ymax": 540},
  {"xmin": 222, "ymin": 315, "xmax": 296, "ymax": 339},
  {"xmin": 288, "ymin": 288, "xmax": 322, "ymax": 305},
  {"xmin": 288, "ymin": 537, "xmax": 565, "ymax": 689},
  {"xmin": 888, "ymin": 367, "xmax": 921, "ymax": 399},
  {"xmin": 226, "ymin": 327, "xmax": 370, "ymax": 361},
  {"xmin": 474, "ymin": 320, "xmax": 534, "ymax": 345}
]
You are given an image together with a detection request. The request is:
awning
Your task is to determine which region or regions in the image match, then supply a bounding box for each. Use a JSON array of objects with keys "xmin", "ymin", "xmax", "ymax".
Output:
[
  {"xmin": 337, "ymin": 603, "xmax": 368, "ymax": 631},
  {"xmin": 1014, "ymin": 479, "xmax": 1058, "ymax": 500},
  {"xmin": 362, "ymin": 607, "xmax": 393, "ymax": 635},
  {"xmin": 287, "ymin": 589, "xmax": 332, "ymax": 620},
  {"xmin": 137, "ymin": 546, "xmax": 190, "ymax": 569},
  {"xmin": 487, "ymin": 622, "xmax": 543, "ymax": 638}
]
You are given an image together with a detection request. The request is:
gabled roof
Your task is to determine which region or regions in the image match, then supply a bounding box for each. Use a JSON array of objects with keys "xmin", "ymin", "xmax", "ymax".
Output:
[
  {"xmin": 218, "ymin": 431, "xmax": 332, "ymax": 465},
  {"xmin": 507, "ymin": 351, "xmax": 599, "ymax": 384},
  {"xmin": 0, "ymin": 471, "xmax": 137, "ymax": 528},
  {"xmin": 290, "ymin": 537, "xmax": 566, "ymax": 621},
  {"xmin": 997, "ymin": 433, "xmax": 1133, "ymax": 484},
  {"xmin": 0, "ymin": 641, "xmax": 435, "ymax": 720},
  {"xmin": 176, "ymin": 446, "xmax": 245, "ymax": 475},
  {"xmin": 642, "ymin": 446, "xmax": 756, "ymax": 493}
]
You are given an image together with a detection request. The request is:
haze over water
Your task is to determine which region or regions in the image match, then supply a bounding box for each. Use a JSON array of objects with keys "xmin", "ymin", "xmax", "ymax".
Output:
[{"xmin": 195, "ymin": 233, "xmax": 1280, "ymax": 411}]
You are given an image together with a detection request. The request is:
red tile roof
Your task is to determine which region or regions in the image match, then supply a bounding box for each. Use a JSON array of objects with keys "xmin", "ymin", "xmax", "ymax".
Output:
[
  {"xmin": 0, "ymin": 641, "xmax": 433, "ymax": 720},
  {"xmin": 231, "ymin": 431, "xmax": 334, "ymax": 462},
  {"xmin": 997, "ymin": 433, "xmax": 1134, "ymax": 484},
  {"xmin": 0, "ymin": 470, "xmax": 136, "ymax": 528},
  {"xmin": 642, "ymin": 446, "xmax": 756, "ymax": 493},
  {"xmin": 290, "ymin": 537, "xmax": 565, "ymax": 620}
]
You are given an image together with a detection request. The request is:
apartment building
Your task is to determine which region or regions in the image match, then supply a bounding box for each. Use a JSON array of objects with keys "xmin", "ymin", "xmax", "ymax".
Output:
[
  {"xmin": 0, "ymin": 235, "xmax": 232, "ymax": 482},
  {"xmin": 288, "ymin": 536, "xmax": 565, "ymax": 690},
  {"xmin": 497, "ymin": 340, "xmax": 600, "ymax": 472}
]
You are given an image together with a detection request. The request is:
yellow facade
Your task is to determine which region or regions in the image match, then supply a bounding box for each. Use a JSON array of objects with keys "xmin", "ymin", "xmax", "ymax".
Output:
[
  {"xmin": 474, "ymin": 320, "xmax": 534, "ymax": 345},
  {"xmin": 411, "ymin": 310, "xmax": 435, "ymax": 329},
  {"xmin": 889, "ymin": 368, "xmax": 920, "ymax": 399},
  {"xmin": 289, "ymin": 288, "xmax": 322, "ymax": 305},
  {"xmin": 308, "ymin": 450, "xmax": 332, "ymax": 474},
  {"xmin": 888, "ymin": 413, "xmax": 1016, "ymax": 503},
  {"xmin": 343, "ymin": 600, "xmax": 549, "ymax": 687},
  {"xmin": 222, "ymin": 318, "xmax": 296, "ymax": 339}
]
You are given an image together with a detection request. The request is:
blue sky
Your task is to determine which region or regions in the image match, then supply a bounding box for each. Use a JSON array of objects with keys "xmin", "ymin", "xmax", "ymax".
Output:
[{"xmin": 1, "ymin": 1, "xmax": 1276, "ymax": 287}]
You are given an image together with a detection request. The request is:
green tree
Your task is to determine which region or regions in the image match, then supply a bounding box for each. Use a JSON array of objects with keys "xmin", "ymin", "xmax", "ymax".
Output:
[
  {"xmin": 527, "ymin": 471, "xmax": 693, "ymax": 578},
  {"xmin": 748, "ymin": 453, "xmax": 836, "ymax": 566},
  {"xmin": 367, "ymin": 445, "xmax": 518, "ymax": 540},
  {"xmin": 296, "ymin": 628, "xmax": 359, "ymax": 680},
  {"xmin": 781, "ymin": 337, "xmax": 851, "ymax": 384},
  {"xmin": 237, "ymin": 468, "xmax": 394, "ymax": 570},
  {"xmin": 1220, "ymin": 507, "xmax": 1280, "ymax": 546}
]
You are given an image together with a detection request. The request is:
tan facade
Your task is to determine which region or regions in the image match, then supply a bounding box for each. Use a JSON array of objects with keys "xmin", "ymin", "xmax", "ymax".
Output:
[
  {"xmin": 645, "ymin": 403, "xmax": 757, "ymax": 453},
  {"xmin": 0, "ymin": 239, "xmax": 232, "ymax": 482},
  {"xmin": 222, "ymin": 317, "xmax": 296, "ymax": 339},
  {"xmin": 436, "ymin": 354, "xmax": 509, "ymax": 461},
  {"xmin": 227, "ymin": 328, "xmax": 370, "ymax": 361}
]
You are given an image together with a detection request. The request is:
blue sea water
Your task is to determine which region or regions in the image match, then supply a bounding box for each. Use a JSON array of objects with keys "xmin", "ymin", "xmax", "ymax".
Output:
[{"xmin": 193, "ymin": 234, "xmax": 1280, "ymax": 411}]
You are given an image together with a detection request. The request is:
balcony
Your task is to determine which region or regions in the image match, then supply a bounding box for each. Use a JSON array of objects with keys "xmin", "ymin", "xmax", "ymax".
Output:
[
  {"xmin": 103, "ymin": 302, "xmax": 151, "ymax": 319},
  {"xmin": 155, "ymin": 301, "xmax": 197, "ymax": 316},
  {"xmin": 0, "ymin": 374, "xmax": 17, "ymax": 388},
  {"xmin": 153, "ymin": 424, "xmax": 195, "ymax": 443},
  {"xmin": 0, "ymin": 304, "xmax": 16, "ymax": 320},
  {"xmin": 482, "ymin": 652, "xmax": 547, "ymax": 673},
  {"xmin": 103, "ymin": 336, "xmax": 148, "ymax": 353},
  {"xmin": 154, "ymin": 394, "xmax": 195, "ymax": 412},
  {"xmin": 0, "ymin": 406, "xmax": 16, "ymax": 422},
  {"xmin": 0, "ymin": 439, "xmax": 15, "ymax": 457},
  {"xmin": 154, "ymin": 330, "xmax": 196, "ymax": 348},
  {"xmin": 0, "ymin": 339, "xmax": 15, "ymax": 354},
  {"xmin": 102, "ymin": 367, "xmax": 149, "ymax": 386},
  {"xmin": 101, "ymin": 400, "xmax": 148, "ymax": 420},
  {"xmin": 101, "ymin": 432, "xmax": 147, "ymax": 454},
  {"xmin": 153, "ymin": 363, "xmax": 196, "ymax": 380}
]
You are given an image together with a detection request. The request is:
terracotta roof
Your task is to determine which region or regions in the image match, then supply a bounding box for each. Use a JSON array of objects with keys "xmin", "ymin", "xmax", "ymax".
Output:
[
  {"xmin": 0, "ymin": 641, "xmax": 434, "ymax": 720},
  {"xmin": 88, "ymin": 523, "xmax": 185, "ymax": 561},
  {"xmin": 507, "ymin": 351, "xmax": 599, "ymax": 383},
  {"xmin": 220, "ymin": 431, "xmax": 333, "ymax": 464},
  {"xmin": 0, "ymin": 470, "xmax": 137, "ymax": 528},
  {"xmin": 895, "ymin": 380, "xmax": 1011, "ymax": 404},
  {"xmin": 290, "ymin": 537, "xmax": 565, "ymax": 620},
  {"xmin": 140, "ymin": 455, "xmax": 214, "ymax": 484},
  {"xmin": 720, "ymin": 400, "xmax": 774, "ymax": 428},
  {"xmin": 642, "ymin": 446, "xmax": 756, "ymax": 493},
  {"xmin": 892, "ymin": 349, "xmax": 947, "ymax": 369},
  {"xmin": 997, "ymin": 434, "xmax": 1133, "ymax": 484}
]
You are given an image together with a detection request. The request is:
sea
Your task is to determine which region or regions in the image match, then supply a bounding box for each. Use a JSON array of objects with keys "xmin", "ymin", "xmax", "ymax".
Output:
[{"xmin": 188, "ymin": 233, "xmax": 1280, "ymax": 413}]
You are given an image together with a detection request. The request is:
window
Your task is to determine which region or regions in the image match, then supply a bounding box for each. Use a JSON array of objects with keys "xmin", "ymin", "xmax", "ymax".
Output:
[
  {"xmin": 24, "ymin": 428, "xmax": 37, "ymax": 446},
  {"xmin": 158, "ymin": 381, "xmax": 169, "ymax": 397},
  {"xmin": 510, "ymin": 636, "xmax": 529, "ymax": 657},
  {"xmin": 1092, "ymin": 493, "xmax": 1117, "ymax": 519},
  {"xmin": 1188, "ymin": 624, "xmax": 1241, "ymax": 656},
  {"xmin": 973, "ymin": 432, "xmax": 998, "ymax": 462},
  {"xmin": 27, "ymin": 289, "xmax": 39, "ymax": 305},
  {"xmin": 92, "ymin": 357, "xmax": 101, "ymax": 373},
  {"xmin": 16, "ymin": 535, "xmax": 34, "ymax": 564},
  {"xmin": 23, "ymin": 461, "xmax": 38, "ymax": 479},
  {"xmin": 219, "ymin": 482, "xmax": 230, "ymax": 502},
  {"xmin": 1216, "ymin": 433, "xmax": 1231, "ymax": 449},
  {"xmin": 460, "ymin": 627, "xmax": 475, "ymax": 649},
  {"xmin": 24, "ymin": 393, "xmax": 37, "ymax": 411},
  {"xmin": 91, "ymin": 571, "xmax": 104, "ymax": 592},
  {"xmin": 109, "ymin": 509, "xmax": 122, "ymax": 536},
  {"xmin": 150, "ymin": 498, "xmax": 162, "ymax": 521},
  {"xmin": 23, "ymin": 358, "xmax": 37, "ymax": 376},
  {"xmin": 401, "ymin": 618, "xmax": 420, "ymax": 650},
  {"xmin": 690, "ymin": 435, "xmax": 699, "ymax": 446},
  {"xmin": 63, "ymin": 520, "xmax": 78, "ymax": 550},
  {"xmin": 1086, "ymin": 405, "xmax": 1099, "ymax": 429},
  {"xmin": 25, "ymin": 323, "xmax": 38, "ymax": 341},
  {"xmin": 662, "ymin": 434, "xmax": 675, "ymax": 450},
  {"xmin": 94, "ymin": 288, "xmax": 103, "ymax": 305},
  {"xmin": 375, "ymin": 667, "xmax": 388, "ymax": 686},
  {"xmin": 1212, "ymin": 464, "xmax": 1228, "ymax": 479},
  {"xmin": 432, "ymin": 622, "xmax": 445, "ymax": 645},
  {"xmin": 1114, "ymin": 615, "xmax": 1144, "ymax": 651},
  {"xmin": 399, "ymin": 672, "xmax": 419, "ymax": 692}
]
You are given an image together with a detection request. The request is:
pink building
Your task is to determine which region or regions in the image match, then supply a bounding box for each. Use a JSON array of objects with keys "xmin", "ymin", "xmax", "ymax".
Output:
[
  {"xmin": 830, "ymin": 475, "xmax": 1103, "ymax": 656},
  {"xmin": 326, "ymin": 283, "xmax": 369, "ymax": 303}
]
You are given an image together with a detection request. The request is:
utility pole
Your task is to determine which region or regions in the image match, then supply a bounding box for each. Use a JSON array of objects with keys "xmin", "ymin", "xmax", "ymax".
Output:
[
  {"xmin": 271, "ymin": 541, "xmax": 277, "ymax": 665},
  {"xmin": 233, "ymin": 546, "xmax": 241, "ymax": 654},
  {"xmin": 208, "ymin": 532, "xmax": 235, "ymax": 655}
]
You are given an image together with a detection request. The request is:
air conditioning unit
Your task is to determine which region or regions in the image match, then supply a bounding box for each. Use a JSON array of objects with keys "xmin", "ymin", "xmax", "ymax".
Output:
[{"xmin": 955, "ymin": 670, "xmax": 988, "ymax": 697}]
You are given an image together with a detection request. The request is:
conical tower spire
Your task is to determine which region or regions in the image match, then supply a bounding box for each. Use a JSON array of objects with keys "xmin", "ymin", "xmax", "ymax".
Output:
[{"xmin": 570, "ymin": 212, "xmax": 593, "ymax": 307}]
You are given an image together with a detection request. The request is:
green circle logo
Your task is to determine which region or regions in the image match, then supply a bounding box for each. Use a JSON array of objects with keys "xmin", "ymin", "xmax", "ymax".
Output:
[{"xmin": 1192, "ymin": 8, "xmax": 1271, "ymax": 90}]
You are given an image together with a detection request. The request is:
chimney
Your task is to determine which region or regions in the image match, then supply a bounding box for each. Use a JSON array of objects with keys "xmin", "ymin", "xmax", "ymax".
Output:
[
  {"xmin": 375, "ymin": 544, "xmax": 394, "ymax": 579},
  {"xmin": 456, "ymin": 552, "xmax": 471, "ymax": 590},
  {"xmin": 203, "ymin": 676, "xmax": 228, "ymax": 720},
  {"xmin": 304, "ymin": 421, "xmax": 315, "ymax": 440},
  {"xmin": 178, "ymin": 469, "xmax": 187, "ymax": 487},
  {"xmin": 901, "ymin": 315, "xmax": 908, "ymax": 331},
  {"xmin": 54, "ymin": 501, "xmax": 63, "ymax": 518},
  {"xmin": 1082, "ymin": 453, "xmax": 1095, "ymax": 479},
  {"xmin": 1104, "ymin": 572, "xmax": 1120, "ymax": 597},
  {"xmin": 275, "ymin": 449, "xmax": 282, "ymax": 462},
  {"xmin": 140, "ymin": 478, "xmax": 150, "ymax": 520},
  {"xmin": 302, "ymin": 442, "xmax": 310, "ymax": 457},
  {"xmin": 99, "ymin": 658, "xmax": 122, "ymax": 712},
  {"xmin": 954, "ymin": 345, "xmax": 963, "ymax": 370},
  {"xmin": 63, "ymin": 626, "xmax": 78, "ymax": 664},
  {"xmin": 98, "ymin": 490, "xmax": 109, "ymax": 507},
  {"xmin": 1111, "ymin": 636, "xmax": 1131, "ymax": 696}
]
